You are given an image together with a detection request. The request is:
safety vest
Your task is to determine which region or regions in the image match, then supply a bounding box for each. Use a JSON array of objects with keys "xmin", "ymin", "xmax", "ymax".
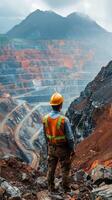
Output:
[{"xmin": 43, "ymin": 114, "xmax": 67, "ymax": 144}]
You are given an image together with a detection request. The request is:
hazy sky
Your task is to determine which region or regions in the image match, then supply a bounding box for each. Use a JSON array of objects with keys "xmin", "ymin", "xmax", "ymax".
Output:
[{"xmin": 0, "ymin": 0, "xmax": 112, "ymax": 33}]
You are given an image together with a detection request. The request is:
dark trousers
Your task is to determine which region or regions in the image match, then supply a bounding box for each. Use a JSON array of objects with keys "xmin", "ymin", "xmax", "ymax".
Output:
[{"xmin": 47, "ymin": 143, "xmax": 71, "ymax": 190}]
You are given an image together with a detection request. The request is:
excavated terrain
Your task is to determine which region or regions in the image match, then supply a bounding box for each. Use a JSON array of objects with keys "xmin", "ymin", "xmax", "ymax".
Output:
[
  {"xmin": 0, "ymin": 61, "xmax": 112, "ymax": 200},
  {"xmin": 0, "ymin": 95, "xmax": 50, "ymax": 170},
  {"xmin": 73, "ymin": 104, "xmax": 112, "ymax": 171},
  {"xmin": 67, "ymin": 61, "xmax": 112, "ymax": 170},
  {"xmin": 0, "ymin": 38, "xmax": 111, "ymax": 110},
  {"xmin": 0, "ymin": 157, "xmax": 39, "ymax": 200},
  {"xmin": 0, "ymin": 37, "xmax": 112, "ymax": 199}
]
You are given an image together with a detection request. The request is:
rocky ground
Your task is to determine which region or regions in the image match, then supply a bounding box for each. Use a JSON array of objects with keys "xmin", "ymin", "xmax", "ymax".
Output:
[
  {"xmin": 0, "ymin": 157, "xmax": 39, "ymax": 200},
  {"xmin": 0, "ymin": 156, "xmax": 112, "ymax": 200}
]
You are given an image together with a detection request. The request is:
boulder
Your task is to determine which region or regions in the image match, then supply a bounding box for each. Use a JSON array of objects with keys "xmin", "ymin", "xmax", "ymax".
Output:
[
  {"xmin": 1, "ymin": 178, "xmax": 21, "ymax": 199},
  {"xmin": 36, "ymin": 176, "xmax": 47, "ymax": 189},
  {"xmin": 73, "ymin": 169, "xmax": 90, "ymax": 183},
  {"xmin": 92, "ymin": 184, "xmax": 112, "ymax": 199},
  {"xmin": 91, "ymin": 165, "xmax": 112, "ymax": 184}
]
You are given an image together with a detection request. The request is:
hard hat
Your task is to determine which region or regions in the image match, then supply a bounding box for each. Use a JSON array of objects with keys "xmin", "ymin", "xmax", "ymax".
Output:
[{"xmin": 50, "ymin": 92, "xmax": 64, "ymax": 106}]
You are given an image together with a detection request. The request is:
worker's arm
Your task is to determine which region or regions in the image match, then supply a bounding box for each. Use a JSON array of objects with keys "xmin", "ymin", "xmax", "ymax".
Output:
[
  {"xmin": 42, "ymin": 116, "xmax": 48, "ymax": 146},
  {"xmin": 64, "ymin": 117, "xmax": 75, "ymax": 152},
  {"xmin": 43, "ymin": 123, "xmax": 48, "ymax": 144},
  {"xmin": 42, "ymin": 123, "xmax": 49, "ymax": 156}
]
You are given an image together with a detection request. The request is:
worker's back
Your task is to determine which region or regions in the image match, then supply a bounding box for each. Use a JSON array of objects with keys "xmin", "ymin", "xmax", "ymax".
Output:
[{"xmin": 43, "ymin": 110, "xmax": 67, "ymax": 144}]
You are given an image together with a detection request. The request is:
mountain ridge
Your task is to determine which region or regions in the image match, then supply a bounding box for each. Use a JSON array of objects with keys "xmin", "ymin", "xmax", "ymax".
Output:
[{"xmin": 7, "ymin": 9, "xmax": 110, "ymax": 40}]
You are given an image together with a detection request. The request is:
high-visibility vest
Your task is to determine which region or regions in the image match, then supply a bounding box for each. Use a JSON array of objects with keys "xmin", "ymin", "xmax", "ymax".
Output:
[{"xmin": 43, "ymin": 114, "xmax": 67, "ymax": 144}]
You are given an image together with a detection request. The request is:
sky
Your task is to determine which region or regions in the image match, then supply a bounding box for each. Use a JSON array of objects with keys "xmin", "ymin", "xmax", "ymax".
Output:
[{"xmin": 0, "ymin": 0, "xmax": 112, "ymax": 33}]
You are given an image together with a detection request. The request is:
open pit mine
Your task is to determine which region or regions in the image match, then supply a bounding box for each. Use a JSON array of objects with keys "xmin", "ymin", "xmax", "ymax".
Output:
[
  {"xmin": 0, "ymin": 38, "xmax": 111, "ymax": 109},
  {"xmin": 0, "ymin": 37, "xmax": 111, "ymax": 167},
  {"xmin": 0, "ymin": 36, "xmax": 112, "ymax": 200},
  {"xmin": 0, "ymin": 54, "xmax": 112, "ymax": 199},
  {"xmin": 0, "ymin": 10, "xmax": 112, "ymax": 200}
]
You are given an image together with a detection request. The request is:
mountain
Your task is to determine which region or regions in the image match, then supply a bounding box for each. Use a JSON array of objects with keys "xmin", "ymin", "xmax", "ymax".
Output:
[
  {"xmin": 7, "ymin": 10, "xmax": 67, "ymax": 39},
  {"xmin": 7, "ymin": 10, "xmax": 109, "ymax": 40},
  {"xmin": 66, "ymin": 12, "xmax": 107, "ymax": 37}
]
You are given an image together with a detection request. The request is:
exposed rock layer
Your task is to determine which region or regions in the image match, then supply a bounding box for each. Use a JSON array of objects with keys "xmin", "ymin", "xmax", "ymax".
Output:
[{"xmin": 67, "ymin": 61, "xmax": 112, "ymax": 170}]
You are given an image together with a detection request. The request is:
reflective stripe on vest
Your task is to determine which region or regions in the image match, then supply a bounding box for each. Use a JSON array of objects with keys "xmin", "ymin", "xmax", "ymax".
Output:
[
  {"xmin": 46, "ymin": 134, "xmax": 66, "ymax": 140},
  {"xmin": 57, "ymin": 116, "xmax": 64, "ymax": 130},
  {"xmin": 43, "ymin": 114, "xmax": 49, "ymax": 128}
]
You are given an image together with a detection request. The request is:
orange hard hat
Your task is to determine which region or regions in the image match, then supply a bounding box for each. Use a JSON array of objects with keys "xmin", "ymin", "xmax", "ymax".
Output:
[{"xmin": 50, "ymin": 92, "xmax": 64, "ymax": 106}]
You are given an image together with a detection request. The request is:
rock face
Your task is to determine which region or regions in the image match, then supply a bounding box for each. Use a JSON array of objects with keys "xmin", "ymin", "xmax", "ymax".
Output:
[
  {"xmin": 1, "ymin": 179, "xmax": 21, "ymax": 199},
  {"xmin": 92, "ymin": 185, "xmax": 112, "ymax": 200},
  {"xmin": 91, "ymin": 165, "xmax": 112, "ymax": 183},
  {"xmin": 67, "ymin": 61, "xmax": 112, "ymax": 139},
  {"xmin": 66, "ymin": 61, "xmax": 112, "ymax": 170}
]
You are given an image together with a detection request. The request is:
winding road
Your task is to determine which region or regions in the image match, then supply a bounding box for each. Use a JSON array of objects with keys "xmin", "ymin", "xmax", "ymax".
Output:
[
  {"xmin": 0, "ymin": 102, "xmax": 25, "ymax": 133},
  {"xmin": 14, "ymin": 102, "xmax": 48, "ymax": 169}
]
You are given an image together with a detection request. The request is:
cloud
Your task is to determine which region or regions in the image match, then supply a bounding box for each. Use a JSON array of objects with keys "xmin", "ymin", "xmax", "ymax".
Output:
[
  {"xmin": 41, "ymin": 0, "xmax": 78, "ymax": 8},
  {"xmin": 51, "ymin": 0, "xmax": 112, "ymax": 32},
  {"xmin": 0, "ymin": 0, "xmax": 27, "ymax": 17},
  {"xmin": 0, "ymin": 0, "xmax": 112, "ymax": 33},
  {"xmin": 0, "ymin": 0, "xmax": 48, "ymax": 33},
  {"xmin": 79, "ymin": 0, "xmax": 112, "ymax": 32},
  {"xmin": 0, "ymin": 0, "xmax": 48, "ymax": 18},
  {"xmin": 41, "ymin": 0, "xmax": 112, "ymax": 32},
  {"xmin": 0, "ymin": 0, "xmax": 30, "ymax": 33},
  {"xmin": 0, "ymin": 17, "xmax": 21, "ymax": 33}
]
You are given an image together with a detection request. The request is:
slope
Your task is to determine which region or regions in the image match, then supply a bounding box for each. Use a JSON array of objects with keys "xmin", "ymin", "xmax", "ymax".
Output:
[{"xmin": 67, "ymin": 61, "xmax": 112, "ymax": 170}]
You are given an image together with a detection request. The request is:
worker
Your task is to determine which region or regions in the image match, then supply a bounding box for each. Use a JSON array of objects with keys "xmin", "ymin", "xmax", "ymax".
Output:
[{"xmin": 43, "ymin": 92, "xmax": 75, "ymax": 193}]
